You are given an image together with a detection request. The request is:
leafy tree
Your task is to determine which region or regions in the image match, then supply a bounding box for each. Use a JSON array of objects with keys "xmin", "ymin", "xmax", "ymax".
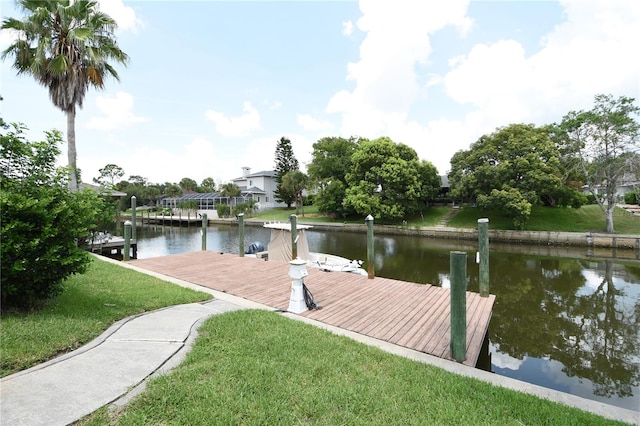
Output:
[
  {"xmin": 273, "ymin": 136, "xmax": 299, "ymax": 208},
  {"xmin": 556, "ymin": 94, "xmax": 640, "ymax": 233},
  {"xmin": 2, "ymin": 0, "xmax": 129, "ymax": 191},
  {"xmin": 93, "ymin": 163, "xmax": 124, "ymax": 188},
  {"xmin": 179, "ymin": 177, "xmax": 198, "ymax": 192},
  {"xmin": 449, "ymin": 123, "xmax": 584, "ymax": 228},
  {"xmin": 200, "ymin": 177, "xmax": 216, "ymax": 193},
  {"xmin": 343, "ymin": 137, "xmax": 440, "ymax": 221},
  {"xmin": 307, "ymin": 136, "xmax": 362, "ymax": 216},
  {"xmin": 1, "ymin": 122, "xmax": 101, "ymax": 309},
  {"xmin": 220, "ymin": 182, "xmax": 241, "ymax": 217},
  {"xmin": 281, "ymin": 170, "xmax": 308, "ymax": 216}
]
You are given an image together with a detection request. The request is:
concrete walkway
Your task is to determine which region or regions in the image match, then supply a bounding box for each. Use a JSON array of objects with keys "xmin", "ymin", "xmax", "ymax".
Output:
[
  {"xmin": 0, "ymin": 299, "xmax": 243, "ymax": 426},
  {"xmin": 1, "ymin": 256, "xmax": 638, "ymax": 425}
]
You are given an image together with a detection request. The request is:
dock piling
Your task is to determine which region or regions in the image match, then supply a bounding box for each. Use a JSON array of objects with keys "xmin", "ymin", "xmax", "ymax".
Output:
[
  {"xmin": 450, "ymin": 251, "xmax": 467, "ymax": 362},
  {"xmin": 201, "ymin": 213, "xmax": 208, "ymax": 251},
  {"xmin": 290, "ymin": 214, "xmax": 298, "ymax": 259},
  {"xmin": 238, "ymin": 213, "xmax": 244, "ymax": 257},
  {"xmin": 124, "ymin": 221, "xmax": 132, "ymax": 261},
  {"xmin": 131, "ymin": 196, "xmax": 137, "ymax": 240},
  {"xmin": 478, "ymin": 218, "xmax": 490, "ymax": 297},
  {"xmin": 366, "ymin": 215, "xmax": 375, "ymax": 279}
]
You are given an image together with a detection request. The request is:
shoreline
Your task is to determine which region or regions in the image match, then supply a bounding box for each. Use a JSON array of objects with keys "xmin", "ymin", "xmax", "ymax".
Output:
[{"xmin": 210, "ymin": 217, "xmax": 640, "ymax": 251}]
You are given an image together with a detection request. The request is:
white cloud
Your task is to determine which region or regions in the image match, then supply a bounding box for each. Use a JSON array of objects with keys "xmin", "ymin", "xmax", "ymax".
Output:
[
  {"xmin": 296, "ymin": 114, "xmax": 334, "ymax": 132},
  {"xmin": 97, "ymin": 0, "xmax": 142, "ymax": 33},
  {"xmin": 205, "ymin": 101, "xmax": 262, "ymax": 138},
  {"xmin": 327, "ymin": 1, "xmax": 473, "ymax": 146},
  {"xmin": 443, "ymin": 0, "xmax": 640, "ymax": 124},
  {"xmin": 342, "ymin": 20, "xmax": 354, "ymax": 36},
  {"xmin": 86, "ymin": 91, "xmax": 146, "ymax": 130}
]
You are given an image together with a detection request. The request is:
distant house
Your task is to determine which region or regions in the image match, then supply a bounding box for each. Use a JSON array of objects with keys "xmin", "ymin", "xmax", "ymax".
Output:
[{"xmin": 231, "ymin": 167, "xmax": 286, "ymax": 211}]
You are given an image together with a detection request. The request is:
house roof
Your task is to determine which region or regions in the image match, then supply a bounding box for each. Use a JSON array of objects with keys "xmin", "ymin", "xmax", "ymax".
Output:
[
  {"xmin": 232, "ymin": 170, "xmax": 276, "ymax": 180},
  {"xmin": 80, "ymin": 182, "xmax": 127, "ymax": 197}
]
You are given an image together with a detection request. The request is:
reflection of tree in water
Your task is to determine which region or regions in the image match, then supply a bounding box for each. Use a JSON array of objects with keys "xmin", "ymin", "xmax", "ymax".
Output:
[
  {"xmin": 555, "ymin": 260, "xmax": 639, "ymax": 398},
  {"xmin": 490, "ymin": 255, "xmax": 640, "ymax": 399}
]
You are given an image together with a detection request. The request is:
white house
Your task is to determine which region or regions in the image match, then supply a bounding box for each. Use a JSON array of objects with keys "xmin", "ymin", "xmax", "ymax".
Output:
[{"xmin": 232, "ymin": 167, "xmax": 286, "ymax": 211}]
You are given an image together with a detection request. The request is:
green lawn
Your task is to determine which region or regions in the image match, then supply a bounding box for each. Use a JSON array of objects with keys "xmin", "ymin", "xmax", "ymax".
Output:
[
  {"xmin": 253, "ymin": 204, "xmax": 639, "ymax": 234},
  {"xmin": 0, "ymin": 257, "xmax": 211, "ymax": 377},
  {"xmin": 449, "ymin": 204, "xmax": 640, "ymax": 233},
  {"xmin": 80, "ymin": 310, "xmax": 626, "ymax": 426}
]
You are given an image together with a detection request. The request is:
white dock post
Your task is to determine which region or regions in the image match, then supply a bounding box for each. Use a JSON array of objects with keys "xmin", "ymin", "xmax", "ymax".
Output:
[{"xmin": 287, "ymin": 258, "xmax": 309, "ymax": 314}]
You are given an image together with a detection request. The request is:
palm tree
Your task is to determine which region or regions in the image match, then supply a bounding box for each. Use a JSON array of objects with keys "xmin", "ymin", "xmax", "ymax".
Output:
[
  {"xmin": 220, "ymin": 182, "xmax": 241, "ymax": 218},
  {"xmin": 2, "ymin": 0, "xmax": 129, "ymax": 190}
]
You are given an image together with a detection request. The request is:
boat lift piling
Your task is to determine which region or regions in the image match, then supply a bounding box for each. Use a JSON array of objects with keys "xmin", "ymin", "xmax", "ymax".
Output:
[{"xmin": 201, "ymin": 213, "xmax": 208, "ymax": 251}]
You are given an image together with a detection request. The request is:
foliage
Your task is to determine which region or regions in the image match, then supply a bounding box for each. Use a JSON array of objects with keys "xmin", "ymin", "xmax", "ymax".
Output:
[
  {"xmin": 343, "ymin": 137, "xmax": 441, "ymax": 221},
  {"xmin": 281, "ymin": 170, "xmax": 308, "ymax": 215},
  {"xmin": 0, "ymin": 123, "xmax": 101, "ymax": 309},
  {"xmin": 163, "ymin": 183, "xmax": 182, "ymax": 210},
  {"xmin": 179, "ymin": 177, "xmax": 198, "ymax": 191},
  {"xmin": 556, "ymin": 94, "xmax": 640, "ymax": 233},
  {"xmin": 177, "ymin": 200, "xmax": 198, "ymax": 212},
  {"xmin": 2, "ymin": 0, "xmax": 129, "ymax": 190},
  {"xmin": 273, "ymin": 136, "xmax": 299, "ymax": 207},
  {"xmin": 624, "ymin": 190, "xmax": 639, "ymax": 204},
  {"xmin": 200, "ymin": 177, "xmax": 216, "ymax": 192},
  {"xmin": 449, "ymin": 123, "xmax": 584, "ymax": 228},
  {"xmin": 234, "ymin": 199, "xmax": 258, "ymax": 217},
  {"xmin": 477, "ymin": 188, "xmax": 531, "ymax": 229},
  {"xmin": 307, "ymin": 136, "xmax": 361, "ymax": 216},
  {"xmin": 92, "ymin": 163, "xmax": 124, "ymax": 188},
  {"xmin": 216, "ymin": 204, "xmax": 230, "ymax": 218},
  {"xmin": 219, "ymin": 182, "xmax": 241, "ymax": 218}
]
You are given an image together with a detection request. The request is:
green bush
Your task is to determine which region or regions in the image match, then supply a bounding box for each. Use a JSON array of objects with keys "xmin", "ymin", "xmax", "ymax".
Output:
[
  {"xmin": 624, "ymin": 190, "xmax": 639, "ymax": 204},
  {"xmin": 1, "ymin": 124, "xmax": 100, "ymax": 309}
]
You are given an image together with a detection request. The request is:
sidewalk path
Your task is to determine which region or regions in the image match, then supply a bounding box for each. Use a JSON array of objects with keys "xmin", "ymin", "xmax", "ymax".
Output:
[{"xmin": 0, "ymin": 299, "xmax": 243, "ymax": 426}]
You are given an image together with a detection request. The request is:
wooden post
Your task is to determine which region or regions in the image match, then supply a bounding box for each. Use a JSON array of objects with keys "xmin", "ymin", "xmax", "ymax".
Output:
[
  {"xmin": 131, "ymin": 196, "xmax": 137, "ymax": 240},
  {"xmin": 201, "ymin": 213, "xmax": 208, "ymax": 251},
  {"xmin": 450, "ymin": 251, "xmax": 467, "ymax": 362},
  {"xmin": 238, "ymin": 213, "xmax": 245, "ymax": 257},
  {"xmin": 478, "ymin": 218, "xmax": 490, "ymax": 297},
  {"xmin": 366, "ymin": 214, "xmax": 375, "ymax": 279},
  {"xmin": 290, "ymin": 214, "xmax": 297, "ymax": 260},
  {"xmin": 124, "ymin": 220, "xmax": 132, "ymax": 261}
]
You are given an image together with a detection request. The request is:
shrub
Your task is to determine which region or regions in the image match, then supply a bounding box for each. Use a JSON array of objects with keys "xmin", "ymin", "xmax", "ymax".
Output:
[
  {"xmin": 624, "ymin": 190, "xmax": 639, "ymax": 204},
  {"xmin": 1, "ymin": 124, "xmax": 100, "ymax": 309}
]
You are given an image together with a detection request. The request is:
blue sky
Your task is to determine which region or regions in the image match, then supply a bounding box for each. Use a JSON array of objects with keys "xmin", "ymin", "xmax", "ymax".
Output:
[{"xmin": 1, "ymin": 0, "xmax": 639, "ymax": 186}]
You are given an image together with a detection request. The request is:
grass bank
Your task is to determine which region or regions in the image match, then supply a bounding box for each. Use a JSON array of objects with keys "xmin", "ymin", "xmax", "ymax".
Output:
[
  {"xmin": 80, "ymin": 310, "xmax": 626, "ymax": 426},
  {"xmin": 0, "ymin": 256, "xmax": 211, "ymax": 377},
  {"xmin": 254, "ymin": 204, "xmax": 639, "ymax": 234}
]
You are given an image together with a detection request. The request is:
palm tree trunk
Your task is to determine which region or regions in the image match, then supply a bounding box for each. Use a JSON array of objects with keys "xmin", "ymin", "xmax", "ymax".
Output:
[{"xmin": 67, "ymin": 107, "xmax": 79, "ymax": 191}]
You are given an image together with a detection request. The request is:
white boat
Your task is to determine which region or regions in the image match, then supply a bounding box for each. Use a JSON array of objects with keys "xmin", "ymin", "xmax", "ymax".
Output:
[{"xmin": 248, "ymin": 222, "xmax": 367, "ymax": 276}]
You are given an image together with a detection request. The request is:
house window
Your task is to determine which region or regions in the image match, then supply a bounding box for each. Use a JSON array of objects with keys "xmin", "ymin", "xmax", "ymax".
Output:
[
  {"xmin": 266, "ymin": 196, "xmax": 269, "ymax": 202},
  {"xmin": 257, "ymin": 196, "xmax": 261, "ymax": 202},
  {"xmin": 249, "ymin": 179, "xmax": 253, "ymax": 186}
]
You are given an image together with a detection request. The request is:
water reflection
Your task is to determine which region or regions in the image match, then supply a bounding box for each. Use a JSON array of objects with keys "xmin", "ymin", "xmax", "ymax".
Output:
[{"xmin": 131, "ymin": 224, "xmax": 640, "ymax": 411}]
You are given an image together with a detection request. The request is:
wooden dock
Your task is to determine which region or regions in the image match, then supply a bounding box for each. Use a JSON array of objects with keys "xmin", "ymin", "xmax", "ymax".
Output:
[
  {"xmin": 90, "ymin": 237, "xmax": 137, "ymax": 259},
  {"xmin": 130, "ymin": 251, "xmax": 495, "ymax": 367}
]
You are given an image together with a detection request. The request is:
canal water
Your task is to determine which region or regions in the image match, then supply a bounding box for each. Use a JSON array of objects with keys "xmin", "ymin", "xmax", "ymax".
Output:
[{"xmin": 128, "ymin": 223, "xmax": 639, "ymax": 412}]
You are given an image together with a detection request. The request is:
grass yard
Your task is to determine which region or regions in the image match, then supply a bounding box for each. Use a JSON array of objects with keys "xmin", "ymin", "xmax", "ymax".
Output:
[
  {"xmin": 0, "ymin": 257, "xmax": 211, "ymax": 377},
  {"xmin": 80, "ymin": 310, "xmax": 626, "ymax": 426},
  {"xmin": 444, "ymin": 204, "xmax": 639, "ymax": 233}
]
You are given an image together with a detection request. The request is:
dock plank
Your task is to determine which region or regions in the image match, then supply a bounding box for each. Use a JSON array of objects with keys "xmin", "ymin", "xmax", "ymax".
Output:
[{"xmin": 130, "ymin": 251, "xmax": 495, "ymax": 366}]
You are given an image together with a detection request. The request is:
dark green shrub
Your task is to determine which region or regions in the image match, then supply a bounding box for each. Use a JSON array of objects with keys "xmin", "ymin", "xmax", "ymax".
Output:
[
  {"xmin": 624, "ymin": 190, "xmax": 639, "ymax": 204},
  {"xmin": 1, "ymin": 124, "xmax": 100, "ymax": 309}
]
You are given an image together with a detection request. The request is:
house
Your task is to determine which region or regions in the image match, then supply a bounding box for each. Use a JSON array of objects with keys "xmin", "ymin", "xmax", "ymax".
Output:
[{"xmin": 231, "ymin": 167, "xmax": 286, "ymax": 211}]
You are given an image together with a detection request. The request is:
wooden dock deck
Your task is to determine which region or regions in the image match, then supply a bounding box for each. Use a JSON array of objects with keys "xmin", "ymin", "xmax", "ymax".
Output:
[{"xmin": 130, "ymin": 251, "xmax": 495, "ymax": 367}]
